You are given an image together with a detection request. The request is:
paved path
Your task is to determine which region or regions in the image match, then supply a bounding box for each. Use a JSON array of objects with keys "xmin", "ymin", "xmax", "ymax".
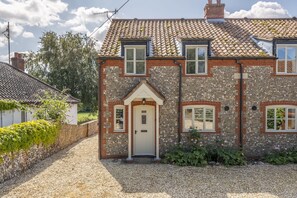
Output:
[{"xmin": 0, "ymin": 135, "xmax": 296, "ymax": 198}]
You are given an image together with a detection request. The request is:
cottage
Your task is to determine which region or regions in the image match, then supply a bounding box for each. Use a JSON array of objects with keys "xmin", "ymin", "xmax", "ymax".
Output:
[
  {"xmin": 0, "ymin": 53, "xmax": 79, "ymax": 127},
  {"xmin": 98, "ymin": 0, "xmax": 297, "ymax": 159}
]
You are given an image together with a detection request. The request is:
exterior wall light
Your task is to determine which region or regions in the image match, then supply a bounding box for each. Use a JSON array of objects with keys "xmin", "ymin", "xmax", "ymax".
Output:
[{"xmin": 142, "ymin": 98, "xmax": 146, "ymax": 105}]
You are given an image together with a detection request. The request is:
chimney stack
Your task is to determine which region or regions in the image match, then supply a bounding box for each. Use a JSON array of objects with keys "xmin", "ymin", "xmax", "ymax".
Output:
[
  {"xmin": 11, "ymin": 52, "xmax": 25, "ymax": 71},
  {"xmin": 204, "ymin": 0, "xmax": 225, "ymax": 22}
]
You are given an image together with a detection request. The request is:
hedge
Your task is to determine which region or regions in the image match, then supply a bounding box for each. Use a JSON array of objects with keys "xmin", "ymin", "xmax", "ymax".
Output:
[
  {"xmin": 0, "ymin": 100, "xmax": 23, "ymax": 111},
  {"xmin": 0, "ymin": 120, "xmax": 59, "ymax": 156}
]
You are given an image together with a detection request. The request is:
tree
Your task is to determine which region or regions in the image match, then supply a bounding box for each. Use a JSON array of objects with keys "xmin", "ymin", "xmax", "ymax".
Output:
[{"xmin": 26, "ymin": 32, "xmax": 98, "ymax": 111}]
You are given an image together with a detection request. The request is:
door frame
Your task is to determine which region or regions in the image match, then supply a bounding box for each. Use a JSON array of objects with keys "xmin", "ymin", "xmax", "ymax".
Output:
[{"xmin": 131, "ymin": 101, "xmax": 156, "ymax": 156}]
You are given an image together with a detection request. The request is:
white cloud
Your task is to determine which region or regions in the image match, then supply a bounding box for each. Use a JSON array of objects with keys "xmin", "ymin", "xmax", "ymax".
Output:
[
  {"xmin": 226, "ymin": 1, "xmax": 290, "ymax": 18},
  {"xmin": 22, "ymin": 31, "xmax": 34, "ymax": 38},
  {"xmin": 60, "ymin": 7, "xmax": 111, "ymax": 34},
  {"xmin": 0, "ymin": 0, "xmax": 68, "ymax": 27}
]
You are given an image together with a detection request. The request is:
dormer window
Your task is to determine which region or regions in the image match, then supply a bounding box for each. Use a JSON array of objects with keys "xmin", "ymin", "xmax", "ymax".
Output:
[
  {"xmin": 186, "ymin": 46, "xmax": 207, "ymax": 75},
  {"xmin": 125, "ymin": 46, "xmax": 146, "ymax": 75},
  {"xmin": 277, "ymin": 45, "xmax": 297, "ymax": 74}
]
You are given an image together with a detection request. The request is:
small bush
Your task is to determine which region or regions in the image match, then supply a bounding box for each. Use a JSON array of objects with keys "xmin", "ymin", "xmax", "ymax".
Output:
[
  {"xmin": 265, "ymin": 149, "xmax": 297, "ymax": 165},
  {"xmin": 0, "ymin": 120, "xmax": 59, "ymax": 156},
  {"xmin": 163, "ymin": 145, "xmax": 246, "ymax": 167},
  {"xmin": 163, "ymin": 145, "xmax": 208, "ymax": 167},
  {"xmin": 0, "ymin": 100, "xmax": 26, "ymax": 111}
]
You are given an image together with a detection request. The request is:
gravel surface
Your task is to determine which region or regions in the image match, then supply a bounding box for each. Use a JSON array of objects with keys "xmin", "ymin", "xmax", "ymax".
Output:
[{"xmin": 0, "ymin": 135, "xmax": 296, "ymax": 198}]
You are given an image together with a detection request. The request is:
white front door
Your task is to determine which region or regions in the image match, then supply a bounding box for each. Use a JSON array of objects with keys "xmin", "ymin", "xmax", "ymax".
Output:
[{"xmin": 133, "ymin": 105, "xmax": 155, "ymax": 156}]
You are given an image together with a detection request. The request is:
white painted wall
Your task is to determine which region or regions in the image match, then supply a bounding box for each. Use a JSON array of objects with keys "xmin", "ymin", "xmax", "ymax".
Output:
[
  {"xmin": 0, "ymin": 104, "xmax": 77, "ymax": 127},
  {"xmin": 65, "ymin": 104, "xmax": 77, "ymax": 125},
  {"xmin": 0, "ymin": 109, "xmax": 35, "ymax": 127}
]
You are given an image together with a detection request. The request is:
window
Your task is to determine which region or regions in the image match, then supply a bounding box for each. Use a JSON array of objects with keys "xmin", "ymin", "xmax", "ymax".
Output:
[
  {"xmin": 277, "ymin": 45, "xmax": 297, "ymax": 74},
  {"xmin": 114, "ymin": 106, "xmax": 125, "ymax": 132},
  {"xmin": 266, "ymin": 106, "xmax": 297, "ymax": 132},
  {"xmin": 183, "ymin": 106, "xmax": 215, "ymax": 132},
  {"xmin": 125, "ymin": 46, "xmax": 146, "ymax": 75},
  {"xmin": 186, "ymin": 46, "xmax": 207, "ymax": 75}
]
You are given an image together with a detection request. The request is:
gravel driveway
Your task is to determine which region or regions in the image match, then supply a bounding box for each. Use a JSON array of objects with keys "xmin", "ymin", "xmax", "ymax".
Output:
[{"xmin": 0, "ymin": 135, "xmax": 296, "ymax": 198}]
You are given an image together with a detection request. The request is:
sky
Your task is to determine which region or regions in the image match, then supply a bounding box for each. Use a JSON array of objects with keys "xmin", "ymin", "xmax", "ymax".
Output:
[{"xmin": 0, "ymin": 0, "xmax": 296, "ymax": 63}]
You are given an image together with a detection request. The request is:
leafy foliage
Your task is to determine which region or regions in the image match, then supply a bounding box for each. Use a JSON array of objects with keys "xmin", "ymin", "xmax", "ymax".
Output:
[
  {"xmin": 0, "ymin": 100, "xmax": 26, "ymax": 111},
  {"xmin": 265, "ymin": 149, "xmax": 297, "ymax": 165},
  {"xmin": 34, "ymin": 90, "xmax": 70, "ymax": 123},
  {"xmin": 25, "ymin": 31, "xmax": 98, "ymax": 111},
  {"xmin": 164, "ymin": 129, "xmax": 246, "ymax": 166},
  {"xmin": 163, "ymin": 145, "xmax": 208, "ymax": 167},
  {"xmin": 206, "ymin": 146, "xmax": 246, "ymax": 166},
  {"xmin": 163, "ymin": 145, "xmax": 246, "ymax": 166},
  {"xmin": 78, "ymin": 112, "xmax": 97, "ymax": 124},
  {"xmin": 0, "ymin": 120, "xmax": 59, "ymax": 157}
]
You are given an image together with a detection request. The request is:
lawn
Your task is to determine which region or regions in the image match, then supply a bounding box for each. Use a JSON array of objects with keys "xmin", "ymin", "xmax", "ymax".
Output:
[{"xmin": 77, "ymin": 112, "xmax": 98, "ymax": 124}]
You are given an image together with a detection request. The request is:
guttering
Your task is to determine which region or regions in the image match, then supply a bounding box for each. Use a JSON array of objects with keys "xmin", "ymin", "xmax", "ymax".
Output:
[
  {"xmin": 97, "ymin": 58, "xmax": 105, "ymax": 160},
  {"xmin": 236, "ymin": 59, "xmax": 243, "ymax": 148},
  {"xmin": 174, "ymin": 60, "xmax": 182, "ymax": 143}
]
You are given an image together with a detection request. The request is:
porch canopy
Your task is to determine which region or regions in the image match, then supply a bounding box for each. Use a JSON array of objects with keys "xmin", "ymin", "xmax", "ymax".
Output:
[{"xmin": 123, "ymin": 80, "xmax": 165, "ymax": 160}]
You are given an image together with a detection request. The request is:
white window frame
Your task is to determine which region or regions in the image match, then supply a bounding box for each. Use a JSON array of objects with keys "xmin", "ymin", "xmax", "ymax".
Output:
[
  {"xmin": 124, "ymin": 45, "xmax": 146, "ymax": 75},
  {"xmin": 276, "ymin": 44, "xmax": 297, "ymax": 75},
  {"xmin": 114, "ymin": 105, "xmax": 125, "ymax": 132},
  {"xmin": 183, "ymin": 105, "xmax": 215, "ymax": 132},
  {"xmin": 266, "ymin": 105, "xmax": 297, "ymax": 132},
  {"xmin": 185, "ymin": 45, "xmax": 208, "ymax": 75}
]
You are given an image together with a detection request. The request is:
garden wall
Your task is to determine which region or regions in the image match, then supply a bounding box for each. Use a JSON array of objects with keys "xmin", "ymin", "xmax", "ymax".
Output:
[{"xmin": 0, "ymin": 120, "xmax": 98, "ymax": 183}]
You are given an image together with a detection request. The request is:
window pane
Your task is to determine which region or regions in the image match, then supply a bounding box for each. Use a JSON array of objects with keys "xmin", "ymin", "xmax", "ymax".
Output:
[
  {"xmin": 205, "ymin": 120, "xmax": 214, "ymax": 130},
  {"xmin": 126, "ymin": 49, "xmax": 134, "ymax": 60},
  {"xmin": 276, "ymin": 119, "xmax": 286, "ymax": 130},
  {"xmin": 126, "ymin": 62, "xmax": 134, "ymax": 73},
  {"xmin": 287, "ymin": 47, "xmax": 296, "ymax": 60},
  {"xmin": 277, "ymin": 60, "xmax": 285, "ymax": 73},
  {"xmin": 205, "ymin": 108, "xmax": 213, "ymax": 119},
  {"xmin": 198, "ymin": 48, "xmax": 206, "ymax": 60},
  {"xmin": 267, "ymin": 108, "xmax": 275, "ymax": 119},
  {"xmin": 267, "ymin": 120, "xmax": 275, "ymax": 130},
  {"xmin": 115, "ymin": 109, "xmax": 124, "ymax": 130},
  {"xmin": 288, "ymin": 119, "xmax": 296, "ymax": 130},
  {"xmin": 136, "ymin": 62, "xmax": 145, "ymax": 74},
  {"xmin": 276, "ymin": 108, "xmax": 286, "ymax": 130},
  {"xmin": 276, "ymin": 108, "xmax": 285, "ymax": 119},
  {"xmin": 194, "ymin": 108, "xmax": 204, "ymax": 119},
  {"xmin": 186, "ymin": 62, "xmax": 196, "ymax": 74},
  {"xmin": 287, "ymin": 60, "xmax": 296, "ymax": 73},
  {"xmin": 187, "ymin": 48, "xmax": 196, "ymax": 60},
  {"xmin": 185, "ymin": 109, "xmax": 193, "ymax": 129},
  {"xmin": 136, "ymin": 48, "xmax": 145, "ymax": 60},
  {"xmin": 194, "ymin": 119, "xmax": 203, "ymax": 130},
  {"xmin": 288, "ymin": 109, "xmax": 296, "ymax": 118},
  {"xmin": 198, "ymin": 62, "xmax": 206, "ymax": 73},
  {"xmin": 277, "ymin": 47, "xmax": 285, "ymax": 59}
]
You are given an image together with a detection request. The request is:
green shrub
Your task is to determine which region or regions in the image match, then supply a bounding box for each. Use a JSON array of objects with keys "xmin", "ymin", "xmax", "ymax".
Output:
[
  {"xmin": 265, "ymin": 149, "xmax": 297, "ymax": 165},
  {"xmin": 34, "ymin": 90, "xmax": 70, "ymax": 123},
  {"xmin": 78, "ymin": 112, "xmax": 97, "ymax": 124},
  {"xmin": 0, "ymin": 100, "xmax": 26, "ymax": 111},
  {"xmin": 163, "ymin": 145, "xmax": 208, "ymax": 167},
  {"xmin": 163, "ymin": 145, "xmax": 246, "ymax": 167},
  {"xmin": 0, "ymin": 120, "xmax": 59, "ymax": 156},
  {"xmin": 214, "ymin": 147, "xmax": 246, "ymax": 166}
]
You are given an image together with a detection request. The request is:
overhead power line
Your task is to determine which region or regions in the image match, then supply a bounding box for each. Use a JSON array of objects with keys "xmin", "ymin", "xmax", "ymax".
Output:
[{"xmin": 88, "ymin": 0, "xmax": 130, "ymax": 39}]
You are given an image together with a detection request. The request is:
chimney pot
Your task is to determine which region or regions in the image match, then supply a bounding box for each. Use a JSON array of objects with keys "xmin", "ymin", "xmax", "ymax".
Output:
[
  {"xmin": 204, "ymin": 0, "xmax": 225, "ymax": 21},
  {"xmin": 11, "ymin": 52, "xmax": 25, "ymax": 71}
]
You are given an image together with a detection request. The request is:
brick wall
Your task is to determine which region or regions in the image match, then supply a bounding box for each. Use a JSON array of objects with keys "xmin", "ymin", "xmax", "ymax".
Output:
[{"xmin": 99, "ymin": 58, "xmax": 297, "ymax": 159}]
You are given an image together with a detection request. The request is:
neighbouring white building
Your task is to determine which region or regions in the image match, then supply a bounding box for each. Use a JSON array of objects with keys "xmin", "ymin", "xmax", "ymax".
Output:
[{"xmin": 0, "ymin": 53, "xmax": 79, "ymax": 127}]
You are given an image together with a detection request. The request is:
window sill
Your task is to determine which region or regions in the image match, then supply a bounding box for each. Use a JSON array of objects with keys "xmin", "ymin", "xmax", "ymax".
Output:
[
  {"xmin": 113, "ymin": 130, "xmax": 127, "ymax": 133},
  {"xmin": 275, "ymin": 73, "xmax": 297, "ymax": 76},
  {"xmin": 123, "ymin": 74, "xmax": 147, "ymax": 77},
  {"xmin": 265, "ymin": 131, "xmax": 297, "ymax": 134},
  {"xmin": 183, "ymin": 131, "xmax": 216, "ymax": 133},
  {"xmin": 184, "ymin": 73, "xmax": 209, "ymax": 77}
]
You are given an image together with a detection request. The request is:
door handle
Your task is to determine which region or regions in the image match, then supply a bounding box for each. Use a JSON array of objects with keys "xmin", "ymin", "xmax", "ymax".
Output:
[{"xmin": 135, "ymin": 130, "xmax": 137, "ymax": 134}]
